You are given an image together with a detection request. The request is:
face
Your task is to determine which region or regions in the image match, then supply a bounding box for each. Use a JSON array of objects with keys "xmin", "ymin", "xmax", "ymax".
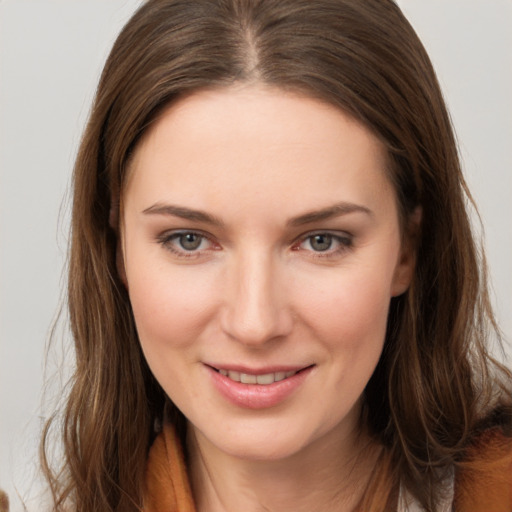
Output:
[{"xmin": 121, "ymin": 85, "xmax": 415, "ymax": 461}]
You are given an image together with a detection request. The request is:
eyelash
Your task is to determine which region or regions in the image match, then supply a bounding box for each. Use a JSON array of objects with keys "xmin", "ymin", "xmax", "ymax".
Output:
[
  {"xmin": 293, "ymin": 231, "xmax": 354, "ymax": 258},
  {"xmin": 156, "ymin": 230, "xmax": 353, "ymax": 259},
  {"xmin": 156, "ymin": 230, "xmax": 219, "ymax": 259}
]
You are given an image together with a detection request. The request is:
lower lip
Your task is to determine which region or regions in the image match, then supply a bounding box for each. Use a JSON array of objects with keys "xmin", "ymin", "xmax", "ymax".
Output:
[{"xmin": 207, "ymin": 365, "xmax": 314, "ymax": 409}]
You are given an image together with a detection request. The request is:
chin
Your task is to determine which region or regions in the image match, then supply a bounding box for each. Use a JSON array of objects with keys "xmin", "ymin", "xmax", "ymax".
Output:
[
  {"xmin": 190, "ymin": 415, "xmax": 339, "ymax": 463},
  {"xmin": 216, "ymin": 435, "xmax": 310, "ymax": 462}
]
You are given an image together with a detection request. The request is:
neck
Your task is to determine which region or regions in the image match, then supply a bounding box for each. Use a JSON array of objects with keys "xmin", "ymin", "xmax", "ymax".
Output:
[{"xmin": 187, "ymin": 418, "xmax": 381, "ymax": 512}]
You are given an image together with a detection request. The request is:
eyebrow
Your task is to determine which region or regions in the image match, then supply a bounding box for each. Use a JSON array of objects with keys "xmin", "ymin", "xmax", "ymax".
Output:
[
  {"xmin": 142, "ymin": 203, "xmax": 225, "ymax": 227},
  {"xmin": 142, "ymin": 201, "xmax": 372, "ymax": 227},
  {"xmin": 287, "ymin": 202, "xmax": 373, "ymax": 227}
]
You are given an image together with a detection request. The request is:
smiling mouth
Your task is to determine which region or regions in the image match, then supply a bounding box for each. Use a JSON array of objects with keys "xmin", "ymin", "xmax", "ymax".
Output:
[{"xmin": 211, "ymin": 367, "xmax": 312, "ymax": 385}]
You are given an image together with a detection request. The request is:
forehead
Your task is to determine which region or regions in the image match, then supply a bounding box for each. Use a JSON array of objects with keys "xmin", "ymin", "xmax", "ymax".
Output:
[{"xmin": 124, "ymin": 84, "xmax": 396, "ymax": 222}]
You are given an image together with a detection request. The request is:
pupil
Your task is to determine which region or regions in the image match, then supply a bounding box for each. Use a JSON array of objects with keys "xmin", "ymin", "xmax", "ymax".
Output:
[
  {"xmin": 311, "ymin": 234, "xmax": 332, "ymax": 251},
  {"xmin": 180, "ymin": 233, "xmax": 201, "ymax": 250}
]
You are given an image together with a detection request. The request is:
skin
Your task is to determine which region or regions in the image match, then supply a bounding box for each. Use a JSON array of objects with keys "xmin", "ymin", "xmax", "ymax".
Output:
[{"xmin": 120, "ymin": 84, "xmax": 417, "ymax": 511}]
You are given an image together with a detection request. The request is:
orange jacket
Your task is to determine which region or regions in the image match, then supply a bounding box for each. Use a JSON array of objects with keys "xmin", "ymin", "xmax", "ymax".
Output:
[{"xmin": 144, "ymin": 424, "xmax": 512, "ymax": 511}]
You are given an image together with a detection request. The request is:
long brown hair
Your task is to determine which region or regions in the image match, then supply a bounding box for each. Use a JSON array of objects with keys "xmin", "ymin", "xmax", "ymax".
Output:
[{"xmin": 41, "ymin": 0, "xmax": 512, "ymax": 510}]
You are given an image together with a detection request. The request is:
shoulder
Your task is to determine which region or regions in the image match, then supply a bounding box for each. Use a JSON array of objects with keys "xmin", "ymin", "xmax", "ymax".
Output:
[
  {"xmin": 453, "ymin": 428, "xmax": 512, "ymax": 512},
  {"xmin": 144, "ymin": 425, "xmax": 196, "ymax": 512}
]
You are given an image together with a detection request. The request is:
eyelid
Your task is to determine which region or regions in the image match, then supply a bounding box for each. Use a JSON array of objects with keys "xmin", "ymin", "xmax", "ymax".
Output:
[
  {"xmin": 292, "ymin": 230, "xmax": 354, "ymax": 256},
  {"xmin": 155, "ymin": 228, "xmax": 353, "ymax": 259},
  {"xmin": 156, "ymin": 229, "xmax": 220, "ymax": 258}
]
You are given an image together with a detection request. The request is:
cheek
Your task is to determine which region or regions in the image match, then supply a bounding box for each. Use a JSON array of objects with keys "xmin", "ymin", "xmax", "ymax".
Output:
[
  {"xmin": 288, "ymin": 265, "xmax": 394, "ymax": 434},
  {"xmin": 126, "ymin": 264, "xmax": 222, "ymax": 404},
  {"xmin": 293, "ymin": 265, "xmax": 393, "ymax": 353},
  {"xmin": 127, "ymin": 263, "xmax": 218, "ymax": 352}
]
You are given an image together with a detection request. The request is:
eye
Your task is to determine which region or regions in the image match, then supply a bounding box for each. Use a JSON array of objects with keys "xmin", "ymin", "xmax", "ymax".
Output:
[
  {"xmin": 157, "ymin": 230, "xmax": 218, "ymax": 257},
  {"xmin": 308, "ymin": 234, "xmax": 334, "ymax": 252},
  {"xmin": 295, "ymin": 231, "xmax": 353, "ymax": 257},
  {"xmin": 177, "ymin": 232, "xmax": 203, "ymax": 251}
]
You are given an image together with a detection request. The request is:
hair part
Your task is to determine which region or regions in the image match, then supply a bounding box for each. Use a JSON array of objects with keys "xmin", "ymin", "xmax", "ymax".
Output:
[{"xmin": 42, "ymin": 1, "xmax": 512, "ymax": 511}]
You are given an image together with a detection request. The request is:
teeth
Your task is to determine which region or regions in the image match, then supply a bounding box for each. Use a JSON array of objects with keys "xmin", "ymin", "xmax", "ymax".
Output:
[
  {"xmin": 228, "ymin": 370, "xmax": 240, "ymax": 382},
  {"xmin": 274, "ymin": 371, "xmax": 286, "ymax": 382},
  {"xmin": 219, "ymin": 369, "xmax": 298, "ymax": 385},
  {"xmin": 241, "ymin": 373, "xmax": 257, "ymax": 384},
  {"xmin": 256, "ymin": 373, "xmax": 275, "ymax": 385}
]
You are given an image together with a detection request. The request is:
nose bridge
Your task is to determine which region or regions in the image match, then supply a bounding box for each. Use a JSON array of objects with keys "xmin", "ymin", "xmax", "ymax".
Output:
[{"xmin": 221, "ymin": 246, "xmax": 290, "ymax": 345}]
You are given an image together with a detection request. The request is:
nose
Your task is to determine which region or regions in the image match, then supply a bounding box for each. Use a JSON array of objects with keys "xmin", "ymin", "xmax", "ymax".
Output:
[{"xmin": 220, "ymin": 250, "xmax": 293, "ymax": 347}]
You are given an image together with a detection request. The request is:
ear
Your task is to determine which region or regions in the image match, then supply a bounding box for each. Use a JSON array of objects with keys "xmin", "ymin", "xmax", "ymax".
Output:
[{"xmin": 391, "ymin": 206, "xmax": 422, "ymax": 297}]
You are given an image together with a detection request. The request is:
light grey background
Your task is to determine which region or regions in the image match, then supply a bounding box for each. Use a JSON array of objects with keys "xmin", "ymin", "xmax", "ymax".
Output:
[{"xmin": 1, "ymin": 1, "xmax": 511, "ymax": 509}]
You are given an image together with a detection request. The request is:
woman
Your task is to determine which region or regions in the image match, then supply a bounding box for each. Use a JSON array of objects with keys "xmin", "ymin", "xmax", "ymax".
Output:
[{"xmin": 41, "ymin": 0, "xmax": 512, "ymax": 510}]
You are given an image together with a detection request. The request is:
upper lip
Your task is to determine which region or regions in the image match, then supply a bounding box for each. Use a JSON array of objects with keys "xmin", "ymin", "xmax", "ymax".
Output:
[{"xmin": 205, "ymin": 363, "xmax": 313, "ymax": 375}]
